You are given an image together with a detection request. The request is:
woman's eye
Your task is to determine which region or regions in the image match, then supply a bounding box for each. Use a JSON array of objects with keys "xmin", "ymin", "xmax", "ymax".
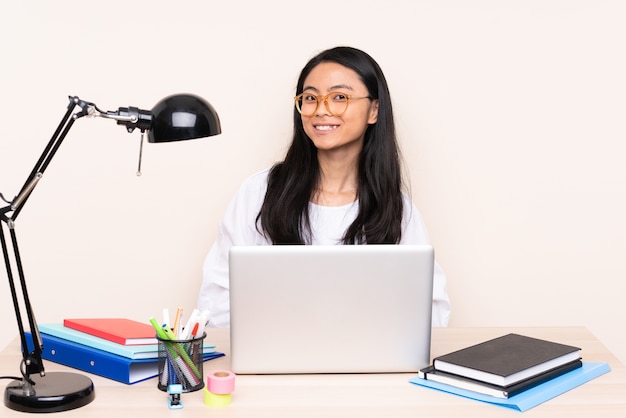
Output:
[{"xmin": 332, "ymin": 93, "xmax": 348, "ymax": 102}]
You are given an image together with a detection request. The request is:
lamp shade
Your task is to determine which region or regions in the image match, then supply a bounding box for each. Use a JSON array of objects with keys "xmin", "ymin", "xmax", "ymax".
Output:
[{"xmin": 148, "ymin": 94, "xmax": 221, "ymax": 143}]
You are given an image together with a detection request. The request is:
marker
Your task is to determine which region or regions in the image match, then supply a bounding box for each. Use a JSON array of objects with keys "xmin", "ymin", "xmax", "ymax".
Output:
[{"xmin": 191, "ymin": 322, "xmax": 199, "ymax": 338}]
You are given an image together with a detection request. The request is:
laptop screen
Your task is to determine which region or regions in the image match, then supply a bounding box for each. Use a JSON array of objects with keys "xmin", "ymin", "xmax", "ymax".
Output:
[{"xmin": 229, "ymin": 245, "xmax": 434, "ymax": 374}]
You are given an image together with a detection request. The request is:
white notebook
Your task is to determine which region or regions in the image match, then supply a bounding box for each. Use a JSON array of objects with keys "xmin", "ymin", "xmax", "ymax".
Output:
[{"xmin": 229, "ymin": 245, "xmax": 434, "ymax": 374}]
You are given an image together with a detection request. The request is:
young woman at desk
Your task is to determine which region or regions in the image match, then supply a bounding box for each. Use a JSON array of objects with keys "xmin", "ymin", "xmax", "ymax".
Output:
[{"xmin": 198, "ymin": 46, "xmax": 450, "ymax": 327}]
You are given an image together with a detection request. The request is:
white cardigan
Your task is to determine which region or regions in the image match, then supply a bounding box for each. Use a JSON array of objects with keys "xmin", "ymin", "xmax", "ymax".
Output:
[{"xmin": 198, "ymin": 169, "xmax": 451, "ymax": 327}]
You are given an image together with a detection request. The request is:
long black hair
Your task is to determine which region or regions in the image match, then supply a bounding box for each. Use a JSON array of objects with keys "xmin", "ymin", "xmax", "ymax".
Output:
[{"xmin": 257, "ymin": 46, "xmax": 404, "ymax": 245}]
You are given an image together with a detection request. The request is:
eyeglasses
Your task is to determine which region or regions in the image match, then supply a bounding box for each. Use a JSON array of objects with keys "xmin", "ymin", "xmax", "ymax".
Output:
[{"xmin": 294, "ymin": 91, "xmax": 371, "ymax": 117}]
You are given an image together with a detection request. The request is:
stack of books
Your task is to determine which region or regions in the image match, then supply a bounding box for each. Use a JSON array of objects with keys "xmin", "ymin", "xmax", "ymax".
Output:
[
  {"xmin": 25, "ymin": 318, "xmax": 223, "ymax": 384},
  {"xmin": 411, "ymin": 333, "xmax": 611, "ymax": 411}
]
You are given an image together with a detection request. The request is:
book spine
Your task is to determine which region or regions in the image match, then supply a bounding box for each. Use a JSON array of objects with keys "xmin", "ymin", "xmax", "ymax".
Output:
[{"xmin": 504, "ymin": 360, "xmax": 582, "ymax": 397}]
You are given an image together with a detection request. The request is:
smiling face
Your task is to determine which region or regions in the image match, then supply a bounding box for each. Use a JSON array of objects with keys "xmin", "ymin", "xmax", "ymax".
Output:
[{"xmin": 300, "ymin": 62, "xmax": 379, "ymax": 157}]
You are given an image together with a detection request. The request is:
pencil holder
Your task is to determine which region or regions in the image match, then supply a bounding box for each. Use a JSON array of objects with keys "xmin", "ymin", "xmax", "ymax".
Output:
[{"xmin": 157, "ymin": 333, "xmax": 206, "ymax": 392}]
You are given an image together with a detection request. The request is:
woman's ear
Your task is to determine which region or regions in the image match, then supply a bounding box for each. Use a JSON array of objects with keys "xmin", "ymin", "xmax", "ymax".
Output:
[{"xmin": 367, "ymin": 99, "xmax": 379, "ymax": 124}]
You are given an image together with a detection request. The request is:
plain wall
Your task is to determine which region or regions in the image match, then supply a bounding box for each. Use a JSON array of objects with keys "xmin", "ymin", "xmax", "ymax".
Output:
[{"xmin": 1, "ymin": 1, "xmax": 625, "ymax": 364}]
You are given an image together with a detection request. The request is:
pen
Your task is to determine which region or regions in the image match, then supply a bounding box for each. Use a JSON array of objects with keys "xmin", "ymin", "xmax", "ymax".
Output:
[
  {"xmin": 172, "ymin": 307, "xmax": 183, "ymax": 337},
  {"xmin": 162, "ymin": 309, "xmax": 170, "ymax": 329},
  {"xmin": 150, "ymin": 317, "xmax": 169, "ymax": 340},
  {"xmin": 198, "ymin": 310, "xmax": 211, "ymax": 332},
  {"xmin": 161, "ymin": 326, "xmax": 179, "ymax": 341}
]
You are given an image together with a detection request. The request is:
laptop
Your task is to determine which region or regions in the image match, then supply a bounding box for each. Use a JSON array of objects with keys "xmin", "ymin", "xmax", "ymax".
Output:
[{"xmin": 228, "ymin": 244, "xmax": 434, "ymax": 374}]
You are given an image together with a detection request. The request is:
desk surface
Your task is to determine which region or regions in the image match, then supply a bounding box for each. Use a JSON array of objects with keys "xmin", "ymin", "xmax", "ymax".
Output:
[{"xmin": 2, "ymin": 327, "xmax": 625, "ymax": 417}]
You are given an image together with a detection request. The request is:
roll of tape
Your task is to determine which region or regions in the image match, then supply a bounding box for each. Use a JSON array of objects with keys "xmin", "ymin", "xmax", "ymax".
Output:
[
  {"xmin": 206, "ymin": 370, "xmax": 236, "ymax": 395},
  {"xmin": 203, "ymin": 388, "xmax": 232, "ymax": 407}
]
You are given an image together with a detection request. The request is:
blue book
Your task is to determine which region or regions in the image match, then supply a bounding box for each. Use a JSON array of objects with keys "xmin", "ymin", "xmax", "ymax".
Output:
[
  {"xmin": 25, "ymin": 331, "xmax": 224, "ymax": 384},
  {"xmin": 37, "ymin": 323, "xmax": 216, "ymax": 360},
  {"xmin": 410, "ymin": 362, "xmax": 611, "ymax": 412}
]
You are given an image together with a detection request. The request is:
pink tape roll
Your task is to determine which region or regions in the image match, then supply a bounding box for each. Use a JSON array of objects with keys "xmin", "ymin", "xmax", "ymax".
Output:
[{"xmin": 206, "ymin": 370, "xmax": 236, "ymax": 395}]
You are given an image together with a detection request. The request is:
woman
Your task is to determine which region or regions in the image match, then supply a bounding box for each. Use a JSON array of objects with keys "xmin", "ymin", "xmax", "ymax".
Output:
[{"xmin": 198, "ymin": 46, "xmax": 450, "ymax": 327}]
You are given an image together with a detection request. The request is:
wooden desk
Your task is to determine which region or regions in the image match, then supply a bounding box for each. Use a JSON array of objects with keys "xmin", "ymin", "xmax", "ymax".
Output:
[{"xmin": 2, "ymin": 327, "xmax": 625, "ymax": 417}]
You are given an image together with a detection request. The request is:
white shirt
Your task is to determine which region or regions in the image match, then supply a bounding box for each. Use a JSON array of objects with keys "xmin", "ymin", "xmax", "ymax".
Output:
[{"xmin": 198, "ymin": 169, "xmax": 451, "ymax": 327}]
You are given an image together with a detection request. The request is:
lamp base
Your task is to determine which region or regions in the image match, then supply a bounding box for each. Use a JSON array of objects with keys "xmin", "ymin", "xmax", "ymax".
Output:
[{"xmin": 4, "ymin": 372, "xmax": 95, "ymax": 413}]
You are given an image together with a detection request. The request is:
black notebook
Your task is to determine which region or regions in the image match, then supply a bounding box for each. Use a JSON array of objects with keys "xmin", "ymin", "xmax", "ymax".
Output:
[
  {"xmin": 419, "ymin": 359, "xmax": 582, "ymax": 398},
  {"xmin": 432, "ymin": 333, "xmax": 581, "ymax": 386}
]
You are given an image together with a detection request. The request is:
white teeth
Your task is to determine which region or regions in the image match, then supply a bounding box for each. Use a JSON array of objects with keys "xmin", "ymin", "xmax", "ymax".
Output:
[{"xmin": 316, "ymin": 125, "xmax": 337, "ymax": 131}]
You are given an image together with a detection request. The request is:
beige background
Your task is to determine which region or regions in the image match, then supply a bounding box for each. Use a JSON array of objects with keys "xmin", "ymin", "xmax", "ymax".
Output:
[{"xmin": 1, "ymin": 1, "xmax": 625, "ymax": 365}]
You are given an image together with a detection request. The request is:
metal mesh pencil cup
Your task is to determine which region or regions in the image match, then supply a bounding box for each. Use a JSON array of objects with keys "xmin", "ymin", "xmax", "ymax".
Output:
[{"xmin": 157, "ymin": 333, "xmax": 206, "ymax": 392}]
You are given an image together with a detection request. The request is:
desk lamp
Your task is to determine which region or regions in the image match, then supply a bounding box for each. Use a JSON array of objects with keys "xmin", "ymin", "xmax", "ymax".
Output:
[{"xmin": 1, "ymin": 94, "xmax": 221, "ymax": 412}]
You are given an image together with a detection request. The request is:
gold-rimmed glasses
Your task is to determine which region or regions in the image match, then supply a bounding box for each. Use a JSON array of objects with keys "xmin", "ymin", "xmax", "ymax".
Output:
[{"xmin": 294, "ymin": 91, "xmax": 371, "ymax": 117}]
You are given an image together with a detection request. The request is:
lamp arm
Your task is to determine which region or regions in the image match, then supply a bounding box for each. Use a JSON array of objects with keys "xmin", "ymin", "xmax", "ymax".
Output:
[
  {"xmin": 0, "ymin": 96, "xmax": 86, "ymax": 380},
  {"xmin": 6, "ymin": 97, "xmax": 153, "ymax": 220},
  {"xmin": 7, "ymin": 97, "xmax": 78, "ymax": 220}
]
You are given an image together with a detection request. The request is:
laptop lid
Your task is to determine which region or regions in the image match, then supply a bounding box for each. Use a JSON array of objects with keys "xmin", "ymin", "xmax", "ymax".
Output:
[{"xmin": 229, "ymin": 244, "xmax": 434, "ymax": 374}]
